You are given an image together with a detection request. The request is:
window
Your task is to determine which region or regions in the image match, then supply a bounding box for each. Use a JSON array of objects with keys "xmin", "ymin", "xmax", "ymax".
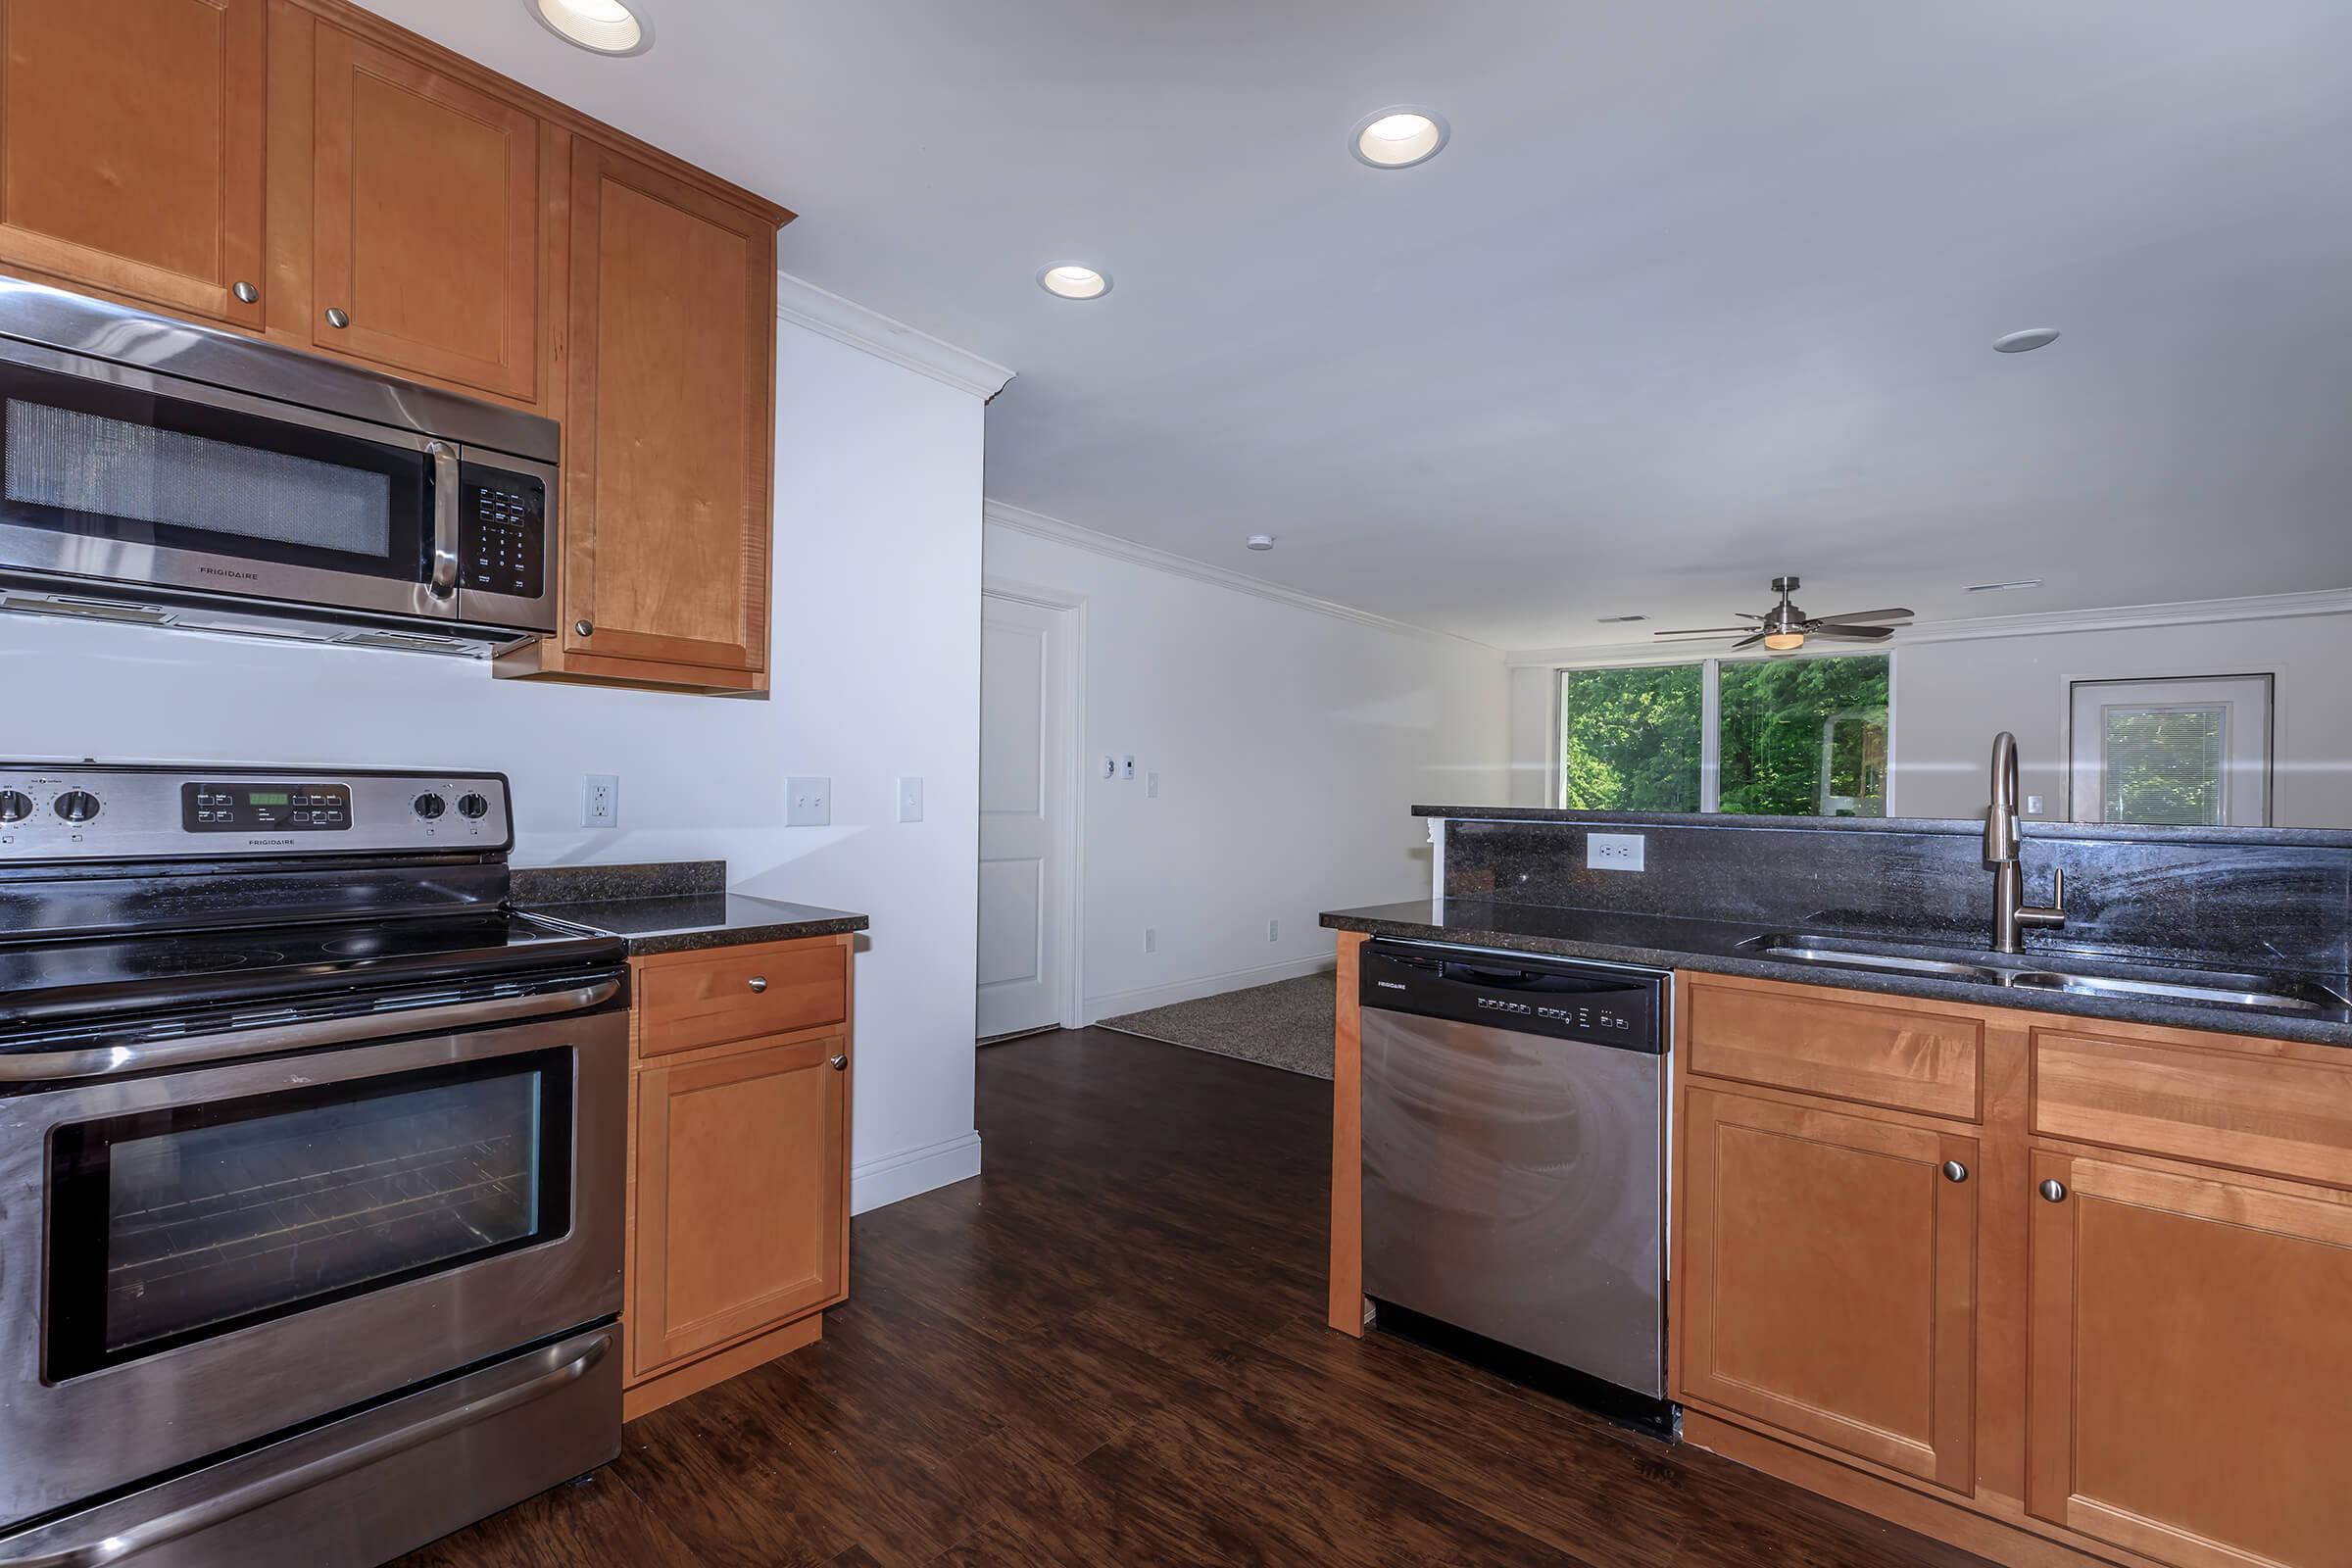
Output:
[
  {"xmin": 2068, "ymin": 675, "xmax": 2272, "ymax": 826},
  {"xmin": 1558, "ymin": 654, "xmax": 1891, "ymax": 816},
  {"xmin": 1719, "ymin": 655, "xmax": 1888, "ymax": 817},
  {"xmin": 1558, "ymin": 663, "xmax": 1703, "ymax": 810}
]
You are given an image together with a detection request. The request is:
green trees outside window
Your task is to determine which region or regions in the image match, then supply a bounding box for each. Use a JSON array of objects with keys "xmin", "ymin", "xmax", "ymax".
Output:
[{"xmin": 1559, "ymin": 655, "xmax": 1889, "ymax": 817}]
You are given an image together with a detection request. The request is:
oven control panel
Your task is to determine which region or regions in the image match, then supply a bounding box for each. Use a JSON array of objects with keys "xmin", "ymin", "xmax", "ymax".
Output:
[
  {"xmin": 182, "ymin": 781, "xmax": 351, "ymax": 832},
  {"xmin": 458, "ymin": 465, "xmax": 546, "ymax": 600},
  {"xmin": 0, "ymin": 765, "xmax": 513, "ymax": 861}
]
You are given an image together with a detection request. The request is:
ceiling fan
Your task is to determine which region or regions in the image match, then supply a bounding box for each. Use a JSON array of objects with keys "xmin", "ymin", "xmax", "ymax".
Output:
[{"xmin": 1652, "ymin": 576, "xmax": 1914, "ymax": 652}]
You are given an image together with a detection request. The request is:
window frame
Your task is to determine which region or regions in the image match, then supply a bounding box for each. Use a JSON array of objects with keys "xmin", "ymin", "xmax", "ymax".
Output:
[
  {"xmin": 1554, "ymin": 648, "xmax": 1899, "ymax": 816},
  {"xmin": 2063, "ymin": 671, "xmax": 2275, "ymax": 827}
]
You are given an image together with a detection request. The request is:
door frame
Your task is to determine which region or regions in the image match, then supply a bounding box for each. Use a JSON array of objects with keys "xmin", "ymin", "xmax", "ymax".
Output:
[
  {"xmin": 980, "ymin": 578, "xmax": 1088, "ymax": 1033},
  {"xmin": 2057, "ymin": 670, "xmax": 2276, "ymax": 826}
]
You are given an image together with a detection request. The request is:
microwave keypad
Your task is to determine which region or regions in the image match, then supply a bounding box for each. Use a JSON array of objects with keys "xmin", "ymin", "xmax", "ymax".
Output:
[
  {"xmin": 183, "ymin": 783, "xmax": 351, "ymax": 832},
  {"xmin": 459, "ymin": 471, "xmax": 545, "ymax": 600}
]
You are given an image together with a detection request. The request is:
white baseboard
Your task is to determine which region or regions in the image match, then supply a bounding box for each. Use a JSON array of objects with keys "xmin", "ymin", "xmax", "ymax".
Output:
[
  {"xmin": 851, "ymin": 1130, "xmax": 982, "ymax": 1215},
  {"xmin": 1083, "ymin": 955, "xmax": 1338, "ymax": 1025}
]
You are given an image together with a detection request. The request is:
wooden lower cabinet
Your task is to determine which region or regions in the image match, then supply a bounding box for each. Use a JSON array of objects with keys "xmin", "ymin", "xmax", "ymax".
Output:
[
  {"xmin": 2027, "ymin": 1150, "xmax": 2352, "ymax": 1568},
  {"xmin": 1677, "ymin": 1085, "xmax": 1978, "ymax": 1494},
  {"xmin": 624, "ymin": 936, "xmax": 852, "ymax": 1419},
  {"xmin": 1672, "ymin": 972, "xmax": 2352, "ymax": 1568}
]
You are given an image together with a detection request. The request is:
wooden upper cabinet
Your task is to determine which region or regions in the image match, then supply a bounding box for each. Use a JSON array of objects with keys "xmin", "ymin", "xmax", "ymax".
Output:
[
  {"xmin": 2027, "ymin": 1150, "xmax": 2352, "ymax": 1568},
  {"xmin": 1676, "ymin": 1086, "xmax": 1977, "ymax": 1494},
  {"xmin": 630, "ymin": 1034, "xmax": 848, "ymax": 1379},
  {"xmin": 305, "ymin": 22, "xmax": 541, "ymax": 401},
  {"xmin": 562, "ymin": 138, "xmax": 774, "ymax": 680},
  {"xmin": 0, "ymin": 0, "xmax": 266, "ymax": 326}
]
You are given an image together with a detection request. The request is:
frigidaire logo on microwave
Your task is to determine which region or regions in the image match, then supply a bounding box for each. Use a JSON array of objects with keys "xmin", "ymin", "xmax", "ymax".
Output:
[{"xmin": 199, "ymin": 565, "xmax": 263, "ymax": 582}]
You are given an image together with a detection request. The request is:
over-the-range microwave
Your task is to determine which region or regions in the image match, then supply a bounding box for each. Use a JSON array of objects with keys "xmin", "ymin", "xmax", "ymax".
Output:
[{"xmin": 0, "ymin": 274, "xmax": 557, "ymax": 656}]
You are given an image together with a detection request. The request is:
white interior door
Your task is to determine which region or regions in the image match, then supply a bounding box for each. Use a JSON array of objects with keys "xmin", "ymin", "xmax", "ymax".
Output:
[
  {"xmin": 977, "ymin": 595, "xmax": 1071, "ymax": 1038},
  {"xmin": 2069, "ymin": 675, "xmax": 2273, "ymax": 826}
]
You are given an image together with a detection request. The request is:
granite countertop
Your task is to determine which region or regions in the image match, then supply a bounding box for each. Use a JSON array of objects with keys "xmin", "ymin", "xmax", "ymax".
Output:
[
  {"xmin": 1321, "ymin": 897, "xmax": 2352, "ymax": 1049},
  {"xmin": 1407, "ymin": 805, "xmax": 2352, "ymax": 850},
  {"xmin": 510, "ymin": 861, "xmax": 866, "ymax": 957}
]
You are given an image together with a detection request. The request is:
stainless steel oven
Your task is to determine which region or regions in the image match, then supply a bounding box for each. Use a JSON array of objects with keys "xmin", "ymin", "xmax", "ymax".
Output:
[
  {"xmin": 0, "ymin": 989, "xmax": 626, "ymax": 1538},
  {"xmin": 0, "ymin": 275, "xmax": 557, "ymax": 653}
]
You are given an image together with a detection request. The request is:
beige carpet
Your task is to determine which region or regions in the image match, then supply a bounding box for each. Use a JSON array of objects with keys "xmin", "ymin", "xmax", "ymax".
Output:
[{"xmin": 1097, "ymin": 972, "xmax": 1337, "ymax": 1079}]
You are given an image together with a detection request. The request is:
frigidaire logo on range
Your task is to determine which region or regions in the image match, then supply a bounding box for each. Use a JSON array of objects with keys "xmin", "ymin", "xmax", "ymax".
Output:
[
  {"xmin": 247, "ymin": 838, "xmax": 295, "ymax": 847},
  {"xmin": 200, "ymin": 565, "xmax": 263, "ymax": 581}
]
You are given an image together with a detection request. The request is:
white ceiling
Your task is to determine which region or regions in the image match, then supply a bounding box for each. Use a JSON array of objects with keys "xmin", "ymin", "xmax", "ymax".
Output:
[{"xmin": 371, "ymin": 1, "xmax": 2352, "ymax": 650}]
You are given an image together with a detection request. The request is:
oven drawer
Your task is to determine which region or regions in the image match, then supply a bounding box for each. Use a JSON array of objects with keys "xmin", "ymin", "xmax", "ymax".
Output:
[{"xmin": 637, "ymin": 938, "xmax": 848, "ymax": 1057}]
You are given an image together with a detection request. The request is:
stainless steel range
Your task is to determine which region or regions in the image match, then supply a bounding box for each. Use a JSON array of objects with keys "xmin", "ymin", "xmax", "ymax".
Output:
[{"xmin": 0, "ymin": 762, "xmax": 627, "ymax": 1567}]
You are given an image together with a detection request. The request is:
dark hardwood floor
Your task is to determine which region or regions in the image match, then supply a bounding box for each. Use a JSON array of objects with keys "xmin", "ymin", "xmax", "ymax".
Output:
[{"xmin": 404, "ymin": 1028, "xmax": 1989, "ymax": 1567}]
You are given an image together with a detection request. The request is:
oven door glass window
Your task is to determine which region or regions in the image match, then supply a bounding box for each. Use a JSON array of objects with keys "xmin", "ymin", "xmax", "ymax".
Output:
[
  {"xmin": 0, "ymin": 359, "xmax": 430, "ymax": 581},
  {"xmin": 44, "ymin": 1051, "xmax": 572, "ymax": 1381}
]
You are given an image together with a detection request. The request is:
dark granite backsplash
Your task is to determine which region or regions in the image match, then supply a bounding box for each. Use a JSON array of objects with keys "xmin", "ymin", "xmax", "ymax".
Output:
[
  {"xmin": 509, "ymin": 859, "xmax": 725, "ymax": 906},
  {"xmin": 1441, "ymin": 816, "xmax": 2352, "ymax": 975}
]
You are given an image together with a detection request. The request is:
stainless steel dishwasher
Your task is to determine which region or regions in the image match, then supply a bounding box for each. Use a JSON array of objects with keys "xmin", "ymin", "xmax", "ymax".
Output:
[{"xmin": 1359, "ymin": 938, "xmax": 1669, "ymax": 1412}]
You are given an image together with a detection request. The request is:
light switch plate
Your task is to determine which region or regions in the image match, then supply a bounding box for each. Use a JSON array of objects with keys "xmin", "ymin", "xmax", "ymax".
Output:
[
  {"xmin": 787, "ymin": 776, "xmax": 831, "ymax": 827},
  {"xmin": 1588, "ymin": 831, "xmax": 1645, "ymax": 871},
  {"xmin": 897, "ymin": 775, "xmax": 924, "ymax": 823}
]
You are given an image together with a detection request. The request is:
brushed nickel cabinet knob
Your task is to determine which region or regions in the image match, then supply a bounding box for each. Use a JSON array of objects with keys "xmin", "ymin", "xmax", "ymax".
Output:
[
  {"xmin": 2039, "ymin": 1178, "xmax": 2068, "ymax": 1202},
  {"xmin": 1941, "ymin": 1160, "xmax": 1968, "ymax": 1183},
  {"xmin": 574, "ymin": 619, "xmax": 593, "ymax": 637},
  {"xmin": 747, "ymin": 976, "xmax": 767, "ymax": 993},
  {"xmin": 232, "ymin": 280, "xmax": 259, "ymax": 304},
  {"xmin": 829, "ymin": 1054, "xmax": 849, "ymax": 1071},
  {"xmin": 325, "ymin": 307, "xmax": 350, "ymax": 328}
]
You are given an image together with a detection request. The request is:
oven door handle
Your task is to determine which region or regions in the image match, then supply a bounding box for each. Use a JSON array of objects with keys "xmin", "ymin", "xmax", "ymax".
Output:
[
  {"xmin": 0, "ymin": 977, "xmax": 620, "ymax": 1084},
  {"xmin": 0, "ymin": 1333, "xmax": 612, "ymax": 1568},
  {"xmin": 426, "ymin": 439, "xmax": 462, "ymax": 602}
]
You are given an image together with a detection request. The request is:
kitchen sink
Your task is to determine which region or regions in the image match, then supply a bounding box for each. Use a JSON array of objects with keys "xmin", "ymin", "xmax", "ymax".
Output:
[{"xmin": 1741, "ymin": 932, "xmax": 2350, "ymax": 1016}]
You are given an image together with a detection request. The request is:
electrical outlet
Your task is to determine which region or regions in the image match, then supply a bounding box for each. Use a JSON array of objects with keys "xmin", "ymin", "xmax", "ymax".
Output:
[
  {"xmin": 581, "ymin": 774, "xmax": 618, "ymax": 828},
  {"xmin": 897, "ymin": 775, "xmax": 924, "ymax": 823},
  {"xmin": 1122, "ymin": 756, "xmax": 1136, "ymax": 779},
  {"xmin": 1147, "ymin": 770, "xmax": 1160, "ymax": 799},
  {"xmin": 1588, "ymin": 832, "xmax": 1645, "ymax": 872},
  {"xmin": 786, "ymin": 776, "xmax": 831, "ymax": 827},
  {"xmin": 1144, "ymin": 927, "xmax": 1157, "ymax": 955},
  {"xmin": 2025, "ymin": 794, "xmax": 2043, "ymax": 815},
  {"xmin": 1268, "ymin": 918, "xmax": 1280, "ymax": 943}
]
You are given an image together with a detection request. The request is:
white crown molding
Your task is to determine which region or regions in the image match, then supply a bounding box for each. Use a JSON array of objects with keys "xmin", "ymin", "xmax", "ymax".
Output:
[
  {"xmin": 775, "ymin": 270, "xmax": 1014, "ymax": 400},
  {"xmin": 981, "ymin": 499, "xmax": 1501, "ymax": 653},
  {"xmin": 1503, "ymin": 587, "xmax": 2352, "ymax": 667}
]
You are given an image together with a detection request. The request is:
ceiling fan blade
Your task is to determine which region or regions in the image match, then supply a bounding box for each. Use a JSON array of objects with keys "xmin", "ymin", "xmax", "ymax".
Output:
[
  {"xmin": 1730, "ymin": 632, "xmax": 1766, "ymax": 650},
  {"xmin": 1651, "ymin": 626, "xmax": 1759, "ymax": 637},
  {"xmin": 1808, "ymin": 623, "xmax": 1894, "ymax": 641},
  {"xmin": 1812, "ymin": 608, "xmax": 1914, "ymax": 626}
]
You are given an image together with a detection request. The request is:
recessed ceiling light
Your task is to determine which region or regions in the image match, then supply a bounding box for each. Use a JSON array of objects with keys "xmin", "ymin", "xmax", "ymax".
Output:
[
  {"xmin": 1038, "ymin": 264, "xmax": 1110, "ymax": 301},
  {"xmin": 1992, "ymin": 327, "xmax": 2060, "ymax": 354},
  {"xmin": 527, "ymin": 0, "xmax": 652, "ymax": 55},
  {"xmin": 1350, "ymin": 108, "xmax": 1448, "ymax": 170},
  {"xmin": 1246, "ymin": 535, "xmax": 1276, "ymax": 552},
  {"xmin": 1596, "ymin": 613, "xmax": 1649, "ymax": 624},
  {"xmin": 1966, "ymin": 578, "xmax": 2043, "ymax": 593}
]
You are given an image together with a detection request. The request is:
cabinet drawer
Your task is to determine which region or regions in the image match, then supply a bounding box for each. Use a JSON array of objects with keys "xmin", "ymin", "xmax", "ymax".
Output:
[
  {"xmin": 638, "ymin": 941, "xmax": 846, "ymax": 1057},
  {"xmin": 1685, "ymin": 976, "xmax": 1983, "ymax": 1120},
  {"xmin": 2033, "ymin": 1028, "xmax": 2352, "ymax": 1190}
]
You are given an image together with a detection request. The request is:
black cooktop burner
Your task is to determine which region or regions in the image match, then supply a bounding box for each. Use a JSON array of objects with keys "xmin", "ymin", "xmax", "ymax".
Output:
[{"xmin": 0, "ymin": 910, "xmax": 622, "ymax": 1034}]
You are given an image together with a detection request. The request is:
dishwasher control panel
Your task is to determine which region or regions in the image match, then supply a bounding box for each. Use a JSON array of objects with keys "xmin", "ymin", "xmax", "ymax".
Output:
[{"xmin": 1361, "ymin": 941, "xmax": 1664, "ymax": 1052}]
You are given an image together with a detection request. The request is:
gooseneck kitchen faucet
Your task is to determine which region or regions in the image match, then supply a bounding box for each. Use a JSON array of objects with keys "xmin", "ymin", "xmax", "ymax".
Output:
[{"xmin": 1985, "ymin": 731, "xmax": 2066, "ymax": 953}]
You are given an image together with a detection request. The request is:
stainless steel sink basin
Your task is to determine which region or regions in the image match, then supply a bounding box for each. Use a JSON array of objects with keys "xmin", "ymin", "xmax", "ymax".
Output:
[{"xmin": 1741, "ymin": 932, "xmax": 2350, "ymax": 1016}]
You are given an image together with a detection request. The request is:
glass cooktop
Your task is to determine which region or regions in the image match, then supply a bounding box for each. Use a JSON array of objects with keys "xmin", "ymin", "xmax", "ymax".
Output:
[{"xmin": 0, "ymin": 910, "xmax": 624, "ymax": 1033}]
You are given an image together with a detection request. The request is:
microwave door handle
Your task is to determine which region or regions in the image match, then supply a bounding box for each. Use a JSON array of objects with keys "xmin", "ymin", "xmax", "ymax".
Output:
[{"xmin": 426, "ymin": 439, "xmax": 461, "ymax": 602}]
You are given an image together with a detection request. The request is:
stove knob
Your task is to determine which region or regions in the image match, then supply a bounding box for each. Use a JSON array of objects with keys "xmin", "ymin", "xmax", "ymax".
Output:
[
  {"xmin": 456, "ymin": 792, "xmax": 490, "ymax": 820},
  {"xmin": 53, "ymin": 789, "xmax": 100, "ymax": 823},
  {"xmin": 412, "ymin": 792, "xmax": 446, "ymax": 820},
  {"xmin": 0, "ymin": 789, "xmax": 30, "ymax": 823}
]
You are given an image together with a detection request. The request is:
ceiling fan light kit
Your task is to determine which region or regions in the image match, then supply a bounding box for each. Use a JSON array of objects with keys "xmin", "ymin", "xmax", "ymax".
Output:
[{"xmin": 1652, "ymin": 574, "xmax": 1914, "ymax": 653}]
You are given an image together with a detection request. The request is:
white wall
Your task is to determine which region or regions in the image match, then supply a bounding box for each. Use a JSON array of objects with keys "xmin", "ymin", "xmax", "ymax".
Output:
[
  {"xmin": 982, "ymin": 513, "xmax": 1508, "ymax": 1022},
  {"xmin": 1505, "ymin": 602, "xmax": 2352, "ymax": 827},
  {"xmin": 0, "ymin": 317, "xmax": 990, "ymax": 1213}
]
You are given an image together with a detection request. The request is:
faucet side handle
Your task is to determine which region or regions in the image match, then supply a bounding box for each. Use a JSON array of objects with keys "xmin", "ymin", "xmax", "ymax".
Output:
[{"xmin": 2019, "ymin": 866, "xmax": 2067, "ymax": 931}]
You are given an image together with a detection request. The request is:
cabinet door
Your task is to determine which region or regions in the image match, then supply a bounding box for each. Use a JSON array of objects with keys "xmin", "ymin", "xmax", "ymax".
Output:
[
  {"xmin": 2027, "ymin": 1151, "xmax": 2352, "ymax": 1568},
  {"xmin": 1678, "ymin": 1087, "xmax": 1977, "ymax": 1493},
  {"xmin": 0, "ymin": 0, "xmax": 265, "ymax": 325},
  {"xmin": 631, "ymin": 1035, "xmax": 846, "ymax": 1379},
  {"xmin": 564, "ymin": 139, "xmax": 774, "ymax": 676},
  {"xmin": 309, "ymin": 23, "xmax": 540, "ymax": 400}
]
